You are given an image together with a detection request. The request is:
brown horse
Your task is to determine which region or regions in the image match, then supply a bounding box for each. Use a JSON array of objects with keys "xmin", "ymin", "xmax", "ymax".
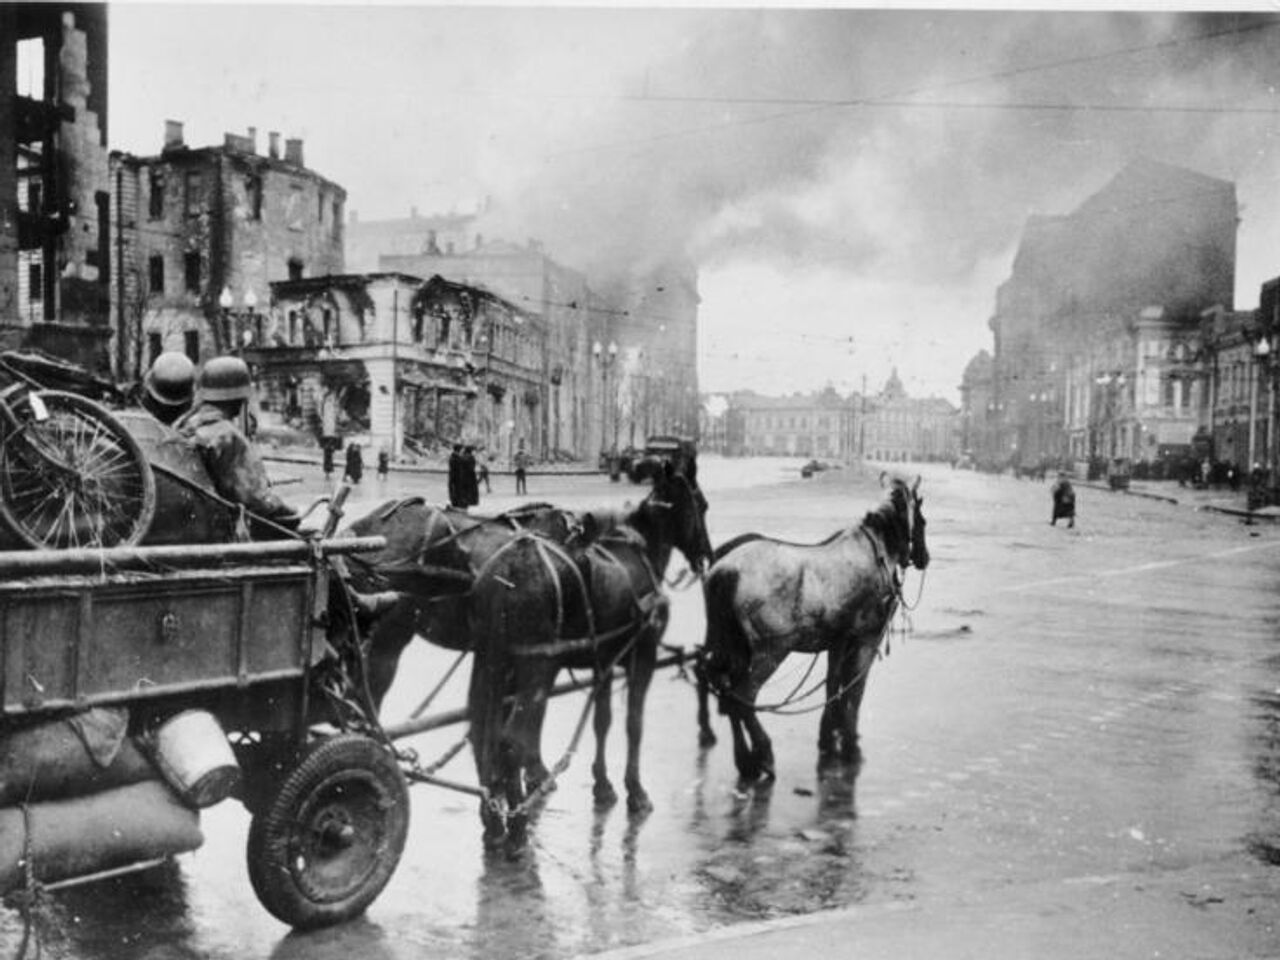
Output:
[
  {"xmin": 337, "ymin": 499, "xmax": 580, "ymax": 710},
  {"xmin": 698, "ymin": 473, "xmax": 929, "ymax": 781},
  {"xmin": 467, "ymin": 466, "xmax": 711, "ymax": 845}
]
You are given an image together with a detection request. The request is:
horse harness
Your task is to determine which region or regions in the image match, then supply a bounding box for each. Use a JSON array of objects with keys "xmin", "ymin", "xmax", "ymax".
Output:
[{"xmin": 472, "ymin": 525, "xmax": 667, "ymax": 661}]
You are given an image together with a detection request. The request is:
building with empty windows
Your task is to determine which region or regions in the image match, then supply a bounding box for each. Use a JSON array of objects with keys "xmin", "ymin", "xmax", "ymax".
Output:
[
  {"xmin": 1, "ymin": 4, "xmax": 113, "ymax": 371},
  {"xmin": 110, "ymin": 122, "xmax": 346, "ymax": 379}
]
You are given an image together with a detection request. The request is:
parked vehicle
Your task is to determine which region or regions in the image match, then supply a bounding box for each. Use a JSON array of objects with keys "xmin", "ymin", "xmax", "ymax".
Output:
[
  {"xmin": 627, "ymin": 435, "xmax": 697, "ymax": 483},
  {"xmin": 800, "ymin": 459, "xmax": 831, "ymax": 478}
]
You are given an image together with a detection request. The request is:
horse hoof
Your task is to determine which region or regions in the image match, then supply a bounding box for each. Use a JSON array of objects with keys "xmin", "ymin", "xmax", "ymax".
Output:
[
  {"xmin": 593, "ymin": 782, "xmax": 619, "ymax": 809},
  {"xmin": 698, "ymin": 729, "xmax": 718, "ymax": 749},
  {"xmin": 626, "ymin": 791, "xmax": 653, "ymax": 817}
]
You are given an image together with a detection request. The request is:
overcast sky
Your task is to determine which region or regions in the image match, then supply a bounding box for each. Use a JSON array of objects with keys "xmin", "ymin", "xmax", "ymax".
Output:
[{"xmin": 107, "ymin": 4, "xmax": 1280, "ymax": 403}]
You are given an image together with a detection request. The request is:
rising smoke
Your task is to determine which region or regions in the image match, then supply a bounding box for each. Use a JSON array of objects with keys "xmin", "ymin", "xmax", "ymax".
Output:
[{"xmin": 472, "ymin": 9, "xmax": 1280, "ymax": 293}]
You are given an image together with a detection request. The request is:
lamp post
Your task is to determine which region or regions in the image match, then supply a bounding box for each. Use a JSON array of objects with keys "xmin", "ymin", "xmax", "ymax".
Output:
[
  {"xmin": 218, "ymin": 285, "xmax": 259, "ymax": 356},
  {"xmin": 1249, "ymin": 336, "xmax": 1269, "ymax": 471},
  {"xmin": 593, "ymin": 339, "xmax": 618, "ymax": 457}
]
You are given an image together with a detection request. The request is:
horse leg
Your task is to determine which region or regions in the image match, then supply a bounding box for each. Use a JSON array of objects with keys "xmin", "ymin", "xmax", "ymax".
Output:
[
  {"xmin": 362, "ymin": 598, "xmax": 418, "ymax": 713},
  {"xmin": 591, "ymin": 670, "xmax": 618, "ymax": 808},
  {"xmin": 467, "ymin": 650, "xmax": 508, "ymax": 848},
  {"xmin": 837, "ymin": 644, "xmax": 879, "ymax": 767},
  {"xmin": 739, "ymin": 703, "xmax": 776, "ymax": 782},
  {"xmin": 522, "ymin": 696, "xmax": 553, "ymax": 793},
  {"xmin": 694, "ymin": 652, "xmax": 717, "ymax": 748},
  {"xmin": 623, "ymin": 634, "xmax": 657, "ymax": 815}
]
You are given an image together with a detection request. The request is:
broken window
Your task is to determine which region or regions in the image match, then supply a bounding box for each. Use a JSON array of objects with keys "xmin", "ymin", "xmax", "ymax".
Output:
[
  {"xmin": 246, "ymin": 174, "xmax": 262, "ymax": 220},
  {"xmin": 149, "ymin": 255, "xmax": 165, "ymax": 294},
  {"xmin": 184, "ymin": 171, "xmax": 203, "ymax": 217},
  {"xmin": 184, "ymin": 252, "xmax": 201, "ymax": 294},
  {"xmin": 95, "ymin": 191, "xmax": 110, "ymax": 285},
  {"xmin": 149, "ymin": 170, "xmax": 164, "ymax": 219},
  {"xmin": 16, "ymin": 38, "xmax": 44, "ymax": 98}
]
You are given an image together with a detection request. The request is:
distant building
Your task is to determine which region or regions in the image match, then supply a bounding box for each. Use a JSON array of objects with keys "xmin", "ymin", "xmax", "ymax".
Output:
[
  {"xmin": 0, "ymin": 4, "xmax": 113, "ymax": 372},
  {"xmin": 861, "ymin": 369, "xmax": 959, "ymax": 462},
  {"xmin": 730, "ymin": 388, "xmax": 855, "ymax": 459},
  {"xmin": 111, "ymin": 122, "xmax": 345, "ymax": 379}
]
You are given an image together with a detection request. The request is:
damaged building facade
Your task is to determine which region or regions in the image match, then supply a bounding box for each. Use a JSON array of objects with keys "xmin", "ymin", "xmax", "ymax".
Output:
[
  {"xmin": 252, "ymin": 272, "xmax": 546, "ymax": 461},
  {"xmin": 367, "ymin": 210, "xmax": 702, "ymax": 461},
  {"xmin": 976, "ymin": 159, "xmax": 1237, "ymax": 473},
  {"xmin": 110, "ymin": 123, "xmax": 346, "ymax": 380},
  {"xmin": 0, "ymin": 4, "xmax": 113, "ymax": 372}
]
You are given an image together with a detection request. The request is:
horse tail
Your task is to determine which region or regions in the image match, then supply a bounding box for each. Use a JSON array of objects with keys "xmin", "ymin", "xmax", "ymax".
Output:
[{"xmin": 701, "ymin": 567, "xmax": 749, "ymax": 709}]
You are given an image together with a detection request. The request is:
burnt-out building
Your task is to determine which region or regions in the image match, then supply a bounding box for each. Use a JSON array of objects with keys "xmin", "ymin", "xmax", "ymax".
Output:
[
  {"xmin": 251, "ymin": 272, "xmax": 546, "ymax": 460},
  {"xmin": 110, "ymin": 123, "xmax": 345, "ymax": 381},
  {"xmin": 1, "ymin": 4, "xmax": 113, "ymax": 372}
]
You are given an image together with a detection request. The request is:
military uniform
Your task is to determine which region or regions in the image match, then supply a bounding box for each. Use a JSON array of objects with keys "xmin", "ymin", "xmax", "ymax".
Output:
[{"xmin": 176, "ymin": 402, "xmax": 299, "ymax": 536}]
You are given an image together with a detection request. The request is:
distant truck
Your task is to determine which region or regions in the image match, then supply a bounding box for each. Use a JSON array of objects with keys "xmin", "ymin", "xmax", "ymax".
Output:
[{"xmin": 627, "ymin": 435, "xmax": 698, "ymax": 484}]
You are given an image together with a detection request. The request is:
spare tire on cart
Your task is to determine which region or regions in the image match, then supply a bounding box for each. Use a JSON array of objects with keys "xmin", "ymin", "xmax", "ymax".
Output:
[
  {"xmin": 0, "ymin": 386, "xmax": 156, "ymax": 549},
  {"xmin": 246, "ymin": 733, "xmax": 410, "ymax": 929}
]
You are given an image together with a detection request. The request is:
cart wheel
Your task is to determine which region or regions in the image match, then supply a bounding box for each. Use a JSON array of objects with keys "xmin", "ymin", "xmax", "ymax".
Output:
[
  {"xmin": 246, "ymin": 733, "xmax": 409, "ymax": 929},
  {"xmin": 0, "ymin": 390, "xmax": 156, "ymax": 548}
]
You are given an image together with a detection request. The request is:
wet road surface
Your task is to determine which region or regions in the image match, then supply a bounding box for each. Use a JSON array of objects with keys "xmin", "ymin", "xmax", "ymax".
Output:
[{"xmin": 3, "ymin": 459, "xmax": 1278, "ymax": 958}]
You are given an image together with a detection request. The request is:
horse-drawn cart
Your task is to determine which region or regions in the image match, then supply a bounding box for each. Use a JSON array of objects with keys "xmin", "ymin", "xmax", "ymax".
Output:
[{"xmin": 0, "ymin": 526, "xmax": 416, "ymax": 930}]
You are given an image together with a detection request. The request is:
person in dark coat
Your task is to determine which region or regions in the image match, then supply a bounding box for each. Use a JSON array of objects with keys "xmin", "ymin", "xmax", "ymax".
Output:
[
  {"xmin": 322, "ymin": 440, "xmax": 335, "ymax": 481},
  {"xmin": 1050, "ymin": 472, "xmax": 1075, "ymax": 528},
  {"xmin": 344, "ymin": 442, "xmax": 364, "ymax": 484},
  {"xmin": 448, "ymin": 444, "xmax": 465, "ymax": 508},
  {"xmin": 461, "ymin": 445, "xmax": 480, "ymax": 507},
  {"xmin": 377, "ymin": 446, "xmax": 390, "ymax": 481}
]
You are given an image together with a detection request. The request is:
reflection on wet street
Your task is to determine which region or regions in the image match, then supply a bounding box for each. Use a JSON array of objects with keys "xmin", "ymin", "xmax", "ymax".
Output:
[{"xmin": 4, "ymin": 459, "xmax": 1280, "ymax": 958}]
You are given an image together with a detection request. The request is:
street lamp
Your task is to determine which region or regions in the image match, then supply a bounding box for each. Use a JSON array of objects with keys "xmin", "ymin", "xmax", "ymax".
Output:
[
  {"xmin": 219, "ymin": 286, "xmax": 259, "ymax": 355},
  {"xmin": 592, "ymin": 339, "xmax": 618, "ymax": 455}
]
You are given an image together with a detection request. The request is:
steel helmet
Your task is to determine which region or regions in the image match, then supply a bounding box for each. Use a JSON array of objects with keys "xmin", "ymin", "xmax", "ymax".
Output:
[
  {"xmin": 198, "ymin": 355, "xmax": 252, "ymax": 402},
  {"xmin": 144, "ymin": 351, "xmax": 196, "ymax": 408}
]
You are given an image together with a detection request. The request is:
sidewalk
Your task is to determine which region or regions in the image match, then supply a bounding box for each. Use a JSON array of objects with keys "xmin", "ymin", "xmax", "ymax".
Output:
[
  {"xmin": 579, "ymin": 853, "xmax": 1279, "ymax": 960},
  {"xmin": 1077, "ymin": 477, "xmax": 1280, "ymax": 522}
]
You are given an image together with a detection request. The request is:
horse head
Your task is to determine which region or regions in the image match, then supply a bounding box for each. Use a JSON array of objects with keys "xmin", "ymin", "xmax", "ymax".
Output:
[
  {"xmin": 877, "ymin": 472, "xmax": 929, "ymax": 571},
  {"xmin": 908, "ymin": 475, "xmax": 929, "ymax": 571},
  {"xmin": 647, "ymin": 463, "xmax": 713, "ymax": 574}
]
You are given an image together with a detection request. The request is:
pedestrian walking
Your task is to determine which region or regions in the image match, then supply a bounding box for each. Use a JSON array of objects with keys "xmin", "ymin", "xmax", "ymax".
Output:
[
  {"xmin": 1050, "ymin": 471, "xmax": 1075, "ymax": 528},
  {"xmin": 514, "ymin": 448, "xmax": 529, "ymax": 495},
  {"xmin": 377, "ymin": 446, "xmax": 390, "ymax": 482},
  {"xmin": 322, "ymin": 440, "xmax": 335, "ymax": 481},
  {"xmin": 344, "ymin": 442, "xmax": 364, "ymax": 485},
  {"xmin": 477, "ymin": 455, "xmax": 491, "ymax": 493}
]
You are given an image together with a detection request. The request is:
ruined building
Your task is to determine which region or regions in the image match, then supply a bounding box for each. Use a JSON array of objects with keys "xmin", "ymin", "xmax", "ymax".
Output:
[
  {"xmin": 110, "ymin": 123, "xmax": 345, "ymax": 380},
  {"xmin": 0, "ymin": 4, "xmax": 113, "ymax": 372}
]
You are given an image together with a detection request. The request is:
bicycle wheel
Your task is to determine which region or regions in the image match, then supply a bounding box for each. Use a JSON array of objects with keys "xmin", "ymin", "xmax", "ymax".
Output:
[{"xmin": 0, "ymin": 390, "xmax": 156, "ymax": 549}]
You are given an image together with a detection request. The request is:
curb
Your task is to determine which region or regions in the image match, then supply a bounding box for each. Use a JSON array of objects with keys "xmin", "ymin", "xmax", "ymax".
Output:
[{"xmin": 1075, "ymin": 480, "xmax": 1280, "ymax": 521}]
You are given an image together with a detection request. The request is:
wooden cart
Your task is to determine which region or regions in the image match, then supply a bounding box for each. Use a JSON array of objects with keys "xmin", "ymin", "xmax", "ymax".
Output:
[{"xmin": 0, "ymin": 531, "xmax": 410, "ymax": 930}]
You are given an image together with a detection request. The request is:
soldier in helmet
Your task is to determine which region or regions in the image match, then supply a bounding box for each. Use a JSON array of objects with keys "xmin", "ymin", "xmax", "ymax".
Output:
[
  {"xmin": 141, "ymin": 351, "xmax": 196, "ymax": 426},
  {"xmin": 175, "ymin": 356, "xmax": 300, "ymax": 538}
]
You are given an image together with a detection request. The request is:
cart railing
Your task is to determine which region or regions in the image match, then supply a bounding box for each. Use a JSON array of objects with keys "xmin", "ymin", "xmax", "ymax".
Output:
[{"xmin": 0, "ymin": 536, "xmax": 386, "ymax": 578}]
